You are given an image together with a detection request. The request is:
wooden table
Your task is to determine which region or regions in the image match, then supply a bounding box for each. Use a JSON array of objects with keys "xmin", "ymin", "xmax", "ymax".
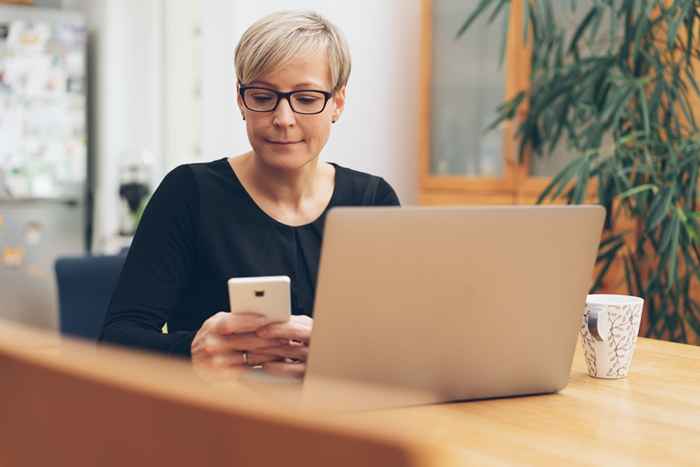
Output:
[
  {"xmin": 349, "ymin": 337, "xmax": 700, "ymax": 466},
  {"xmin": 2, "ymin": 319, "xmax": 698, "ymax": 466}
]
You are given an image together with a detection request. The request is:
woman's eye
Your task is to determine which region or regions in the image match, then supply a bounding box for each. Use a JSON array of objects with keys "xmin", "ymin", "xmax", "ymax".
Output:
[
  {"xmin": 296, "ymin": 95, "xmax": 319, "ymax": 103},
  {"xmin": 252, "ymin": 95, "xmax": 273, "ymax": 102}
]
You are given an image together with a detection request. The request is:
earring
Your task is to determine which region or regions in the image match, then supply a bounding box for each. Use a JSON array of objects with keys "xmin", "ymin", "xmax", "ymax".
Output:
[
  {"xmin": 332, "ymin": 119, "xmax": 336, "ymax": 124},
  {"xmin": 242, "ymin": 115, "xmax": 246, "ymax": 121}
]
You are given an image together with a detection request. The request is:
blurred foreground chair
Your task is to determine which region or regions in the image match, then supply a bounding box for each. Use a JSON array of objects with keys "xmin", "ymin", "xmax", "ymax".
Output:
[
  {"xmin": 0, "ymin": 321, "xmax": 456, "ymax": 467},
  {"xmin": 54, "ymin": 252, "xmax": 126, "ymax": 340}
]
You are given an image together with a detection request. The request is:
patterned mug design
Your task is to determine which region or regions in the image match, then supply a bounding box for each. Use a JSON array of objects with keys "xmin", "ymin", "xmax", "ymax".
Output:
[{"xmin": 580, "ymin": 295, "xmax": 644, "ymax": 379}]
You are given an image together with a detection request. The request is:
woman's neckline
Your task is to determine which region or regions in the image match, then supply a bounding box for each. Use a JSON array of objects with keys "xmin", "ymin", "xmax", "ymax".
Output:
[{"xmin": 222, "ymin": 157, "xmax": 339, "ymax": 229}]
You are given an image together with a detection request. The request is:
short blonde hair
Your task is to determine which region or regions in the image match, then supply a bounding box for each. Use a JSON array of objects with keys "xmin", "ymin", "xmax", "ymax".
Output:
[{"xmin": 234, "ymin": 10, "xmax": 351, "ymax": 93}]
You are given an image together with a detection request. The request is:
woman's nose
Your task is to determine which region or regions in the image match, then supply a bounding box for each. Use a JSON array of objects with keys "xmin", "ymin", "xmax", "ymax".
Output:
[{"xmin": 272, "ymin": 97, "xmax": 296, "ymax": 127}]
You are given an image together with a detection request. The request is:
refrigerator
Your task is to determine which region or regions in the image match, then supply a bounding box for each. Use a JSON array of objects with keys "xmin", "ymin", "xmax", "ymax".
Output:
[{"xmin": 0, "ymin": 5, "xmax": 90, "ymax": 330}]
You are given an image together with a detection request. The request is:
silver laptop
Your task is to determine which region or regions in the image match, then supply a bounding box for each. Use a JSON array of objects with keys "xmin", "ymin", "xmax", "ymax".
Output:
[{"xmin": 303, "ymin": 205, "xmax": 604, "ymax": 407}]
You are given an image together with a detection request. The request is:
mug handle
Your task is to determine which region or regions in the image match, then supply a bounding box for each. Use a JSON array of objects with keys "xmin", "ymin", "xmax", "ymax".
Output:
[{"xmin": 586, "ymin": 305, "xmax": 606, "ymax": 342}]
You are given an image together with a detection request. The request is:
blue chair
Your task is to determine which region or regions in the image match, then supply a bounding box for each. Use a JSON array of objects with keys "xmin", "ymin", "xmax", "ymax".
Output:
[{"xmin": 54, "ymin": 252, "xmax": 127, "ymax": 341}]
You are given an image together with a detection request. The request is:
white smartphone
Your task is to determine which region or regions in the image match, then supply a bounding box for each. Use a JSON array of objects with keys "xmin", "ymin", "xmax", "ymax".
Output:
[{"xmin": 227, "ymin": 275, "xmax": 291, "ymax": 323}]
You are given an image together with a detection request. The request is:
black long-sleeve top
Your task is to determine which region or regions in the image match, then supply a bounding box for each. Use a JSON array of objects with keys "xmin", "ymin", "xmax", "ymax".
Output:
[{"xmin": 99, "ymin": 158, "xmax": 400, "ymax": 357}]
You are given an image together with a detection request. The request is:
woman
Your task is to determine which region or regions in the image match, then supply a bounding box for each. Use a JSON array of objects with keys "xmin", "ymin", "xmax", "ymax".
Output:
[{"xmin": 100, "ymin": 10, "xmax": 400, "ymax": 378}]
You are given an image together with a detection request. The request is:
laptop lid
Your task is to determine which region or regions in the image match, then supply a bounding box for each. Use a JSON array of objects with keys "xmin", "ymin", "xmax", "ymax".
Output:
[{"xmin": 304, "ymin": 205, "xmax": 605, "ymax": 406}]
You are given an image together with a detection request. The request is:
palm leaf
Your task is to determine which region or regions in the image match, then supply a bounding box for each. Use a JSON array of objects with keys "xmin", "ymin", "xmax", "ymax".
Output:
[{"xmin": 456, "ymin": 0, "xmax": 500, "ymax": 39}]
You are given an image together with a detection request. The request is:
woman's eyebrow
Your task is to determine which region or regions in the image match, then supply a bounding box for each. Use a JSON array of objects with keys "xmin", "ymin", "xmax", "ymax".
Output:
[
  {"xmin": 293, "ymin": 82, "xmax": 325, "ymax": 89},
  {"xmin": 248, "ymin": 80, "xmax": 326, "ymax": 89},
  {"xmin": 248, "ymin": 80, "xmax": 276, "ymax": 88}
]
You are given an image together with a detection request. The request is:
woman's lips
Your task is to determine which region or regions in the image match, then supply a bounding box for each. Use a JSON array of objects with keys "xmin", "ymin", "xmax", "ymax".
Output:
[{"xmin": 266, "ymin": 139, "xmax": 303, "ymax": 145}]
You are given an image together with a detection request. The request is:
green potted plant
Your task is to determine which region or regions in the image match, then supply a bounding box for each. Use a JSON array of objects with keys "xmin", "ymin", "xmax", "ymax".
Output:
[{"xmin": 458, "ymin": 0, "xmax": 700, "ymax": 343}]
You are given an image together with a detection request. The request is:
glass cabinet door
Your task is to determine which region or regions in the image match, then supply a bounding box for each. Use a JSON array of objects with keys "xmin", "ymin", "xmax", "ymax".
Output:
[
  {"xmin": 421, "ymin": 0, "xmax": 579, "ymax": 205},
  {"xmin": 429, "ymin": 0, "xmax": 505, "ymax": 178}
]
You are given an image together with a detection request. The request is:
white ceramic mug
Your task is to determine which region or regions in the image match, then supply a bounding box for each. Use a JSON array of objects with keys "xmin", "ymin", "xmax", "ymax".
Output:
[{"xmin": 580, "ymin": 294, "xmax": 645, "ymax": 379}]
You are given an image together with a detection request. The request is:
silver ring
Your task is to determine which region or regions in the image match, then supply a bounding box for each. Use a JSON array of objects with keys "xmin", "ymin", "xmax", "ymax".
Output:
[{"xmin": 242, "ymin": 351, "xmax": 249, "ymax": 366}]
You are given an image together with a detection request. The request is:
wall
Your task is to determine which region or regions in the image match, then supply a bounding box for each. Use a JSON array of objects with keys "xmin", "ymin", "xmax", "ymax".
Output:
[{"xmin": 162, "ymin": 0, "xmax": 202, "ymax": 172}]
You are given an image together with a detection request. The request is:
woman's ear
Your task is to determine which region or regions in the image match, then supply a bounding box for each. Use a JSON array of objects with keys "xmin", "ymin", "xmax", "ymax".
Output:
[
  {"xmin": 331, "ymin": 86, "xmax": 346, "ymax": 123},
  {"xmin": 236, "ymin": 84, "xmax": 246, "ymax": 120},
  {"xmin": 237, "ymin": 98, "xmax": 246, "ymax": 120}
]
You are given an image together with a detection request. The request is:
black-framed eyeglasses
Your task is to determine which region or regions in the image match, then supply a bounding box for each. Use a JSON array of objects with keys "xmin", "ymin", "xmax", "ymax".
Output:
[{"xmin": 239, "ymin": 85, "xmax": 333, "ymax": 115}]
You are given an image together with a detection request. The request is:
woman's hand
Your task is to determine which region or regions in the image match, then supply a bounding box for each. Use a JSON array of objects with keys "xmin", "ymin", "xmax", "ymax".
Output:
[
  {"xmin": 254, "ymin": 315, "xmax": 313, "ymax": 378},
  {"xmin": 191, "ymin": 312, "xmax": 288, "ymax": 375}
]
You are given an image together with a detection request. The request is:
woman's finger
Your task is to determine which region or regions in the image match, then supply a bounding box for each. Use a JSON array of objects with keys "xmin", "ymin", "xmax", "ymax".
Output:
[
  {"xmin": 211, "ymin": 311, "xmax": 270, "ymax": 335},
  {"xmin": 198, "ymin": 332, "xmax": 286, "ymax": 355},
  {"xmin": 220, "ymin": 332, "xmax": 288, "ymax": 351},
  {"xmin": 246, "ymin": 352, "xmax": 284, "ymax": 366},
  {"xmin": 256, "ymin": 316, "xmax": 312, "ymax": 343},
  {"xmin": 254, "ymin": 343, "xmax": 309, "ymax": 360},
  {"xmin": 208, "ymin": 350, "xmax": 282, "ymax": 368},
  {"xmin": 191, "ymin": 352, "xmax": 280, "ymax": 382},
  {"xmin": 207, "ymin": 350, "xmax": 246, "ymax": 367}
]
